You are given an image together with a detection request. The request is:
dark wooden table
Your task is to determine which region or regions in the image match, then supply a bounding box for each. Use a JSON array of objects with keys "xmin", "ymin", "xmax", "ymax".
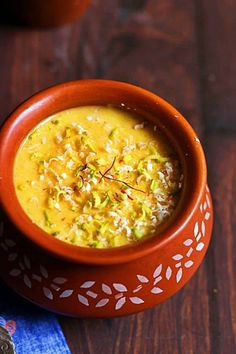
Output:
[{"xmin": 0, "ymin": 1, "xmax": 235, "ymax": 353}]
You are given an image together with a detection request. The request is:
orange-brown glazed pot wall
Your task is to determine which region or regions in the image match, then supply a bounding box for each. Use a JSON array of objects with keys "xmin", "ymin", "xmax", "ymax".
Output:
[
  {"xmin": 3, "ymin": 0, "xmax": 90, "ymax": 27},
  {"xmin": 0, "ymin": 193, "xmax": 212, "ymax": 317},
  {"xmin": 0, "ymin": 80, "xmax": 213, "ymax": 317}
]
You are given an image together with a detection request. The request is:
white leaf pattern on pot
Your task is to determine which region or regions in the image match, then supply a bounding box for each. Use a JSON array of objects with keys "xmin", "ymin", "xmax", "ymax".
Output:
[
  {"xmin": 186, "ymin": 247, "xmax": 194, "ymax": 257},
  {"xmin": 53, "ymin": 277, "xmax": 67, "ymax": 285},
  {"xmin": 60, "ymin": 290, "xmax": 73, "ymax": 298},
  {"xmin": 96, "ymin": 299, "xmax": 109, "ymax": 308},
  {"xmin": 201, "ymin": 221, "xmax": 205, "ymax": 236},
  {"xmin": 51, "ymin": 284, "xmax": 60, "ymax": 292},
  {"xmin": 80, "ymin": 281, "xmax": 95, "ymax": 289},
  {"xmin": 166, "ymin": 266, "xmax": 172, "ymax": 280},
  {"xmin": 184, "ymin": 261, "xmax": 194, "ymax": 268},
  {"xmin": 115, "ymin": 297, "xmax": 126, "ymax": 310},
  {"xmin": 40, "ymin": 265, "xmax": 48, "ymax": 279},
  {"xmin": 154, "ymin": 276, "xmax": 162, "ymax": 285},
  {"xmin": 176, "ymin": 268, "xmax": 183, "ymax": 283},
  {"xmin": 196, "ymin": 233, "xmax": 202, "ymax": 242},
  {"xmin": 43, "ymin": 287, "xmax": 53, "ymax": 300},
  {"xmin": 206, "ymin": 194, "xmax": 210, "ymax": 207},
  {"xmin": 115, "ymin": 293, "xmax": 124, "ymax": 300},
  {"xmin": 196, "ymin": 242, "xmax": 205, "ymax": 251},
  {"xmin": 130, "ymin": 297, "xmax": 144, "ymax": 304},
  {"xmin": 172, "ymin": 254, "xmax": 183, "ymax": 261},
  {"xmin": 175, "ymin": 262, "xmax": 182, "ymax": 268},
  {"xmin": 102, "ymin": 284, "xmax": 112, "ymax": 295},
  {"xmin": 183, "ymin": 239, "xmax": 193, "ymax": 246},
  {"xmin": 151, "ymin": 287, "xmax": 163, "ymax": 294},
  {"xmin": 194, "ymin": 222, "xmax": 199, "ymax": 237},
  {"xmin": 5, "ymin": 239, "xmax": 16, "ymax": 247},
  {"xmin": 32, "ymin": 274, "xmax": 42, "ymax": 282},
  {"xmin": 9, "ymin": 269, "xmax": 21, "ymax": 277},
  {"xmin": 153, "ymin": 264, "xmax": 162, "ymax": 278},
  {"xmin": 78, "ymin": 294, "xmax": 89, "ymax": 306},
  {"xmin": 19, "ymin": 262, "xmax": 25, "ymax": 271},
  {"xmin": 23, "ymin": 274, "xmax": 32, "ymax": 288},
  {"xmin": 137, "ymin": 275, "xmax": 149, "ymax": 283},
  {"xmin": 8, "ymin": 253, "xmax": 18, "ymax": 262},
  {"xmin": 24, "ymin": 255, "xmax": 31, "ymax": 270},
  {"xmin": 113, "ymin": 283, "xmax": 127, "ymax": 292},
  {"xmin": 205, "ymin": 212, "xmax": 210, "ymax": 220},
  {"xmin": 86, "ymin": 291, "xmax": 97, "ymax": 299},
  {"xmin": 133, "ymin": 285, "xmax": 142, "ymax": 293}
]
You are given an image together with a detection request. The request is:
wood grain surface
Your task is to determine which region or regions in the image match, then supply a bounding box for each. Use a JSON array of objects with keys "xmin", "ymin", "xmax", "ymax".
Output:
[{"xmin": 0, "ymin": 1, "xmax": 235, "ymax": 353}]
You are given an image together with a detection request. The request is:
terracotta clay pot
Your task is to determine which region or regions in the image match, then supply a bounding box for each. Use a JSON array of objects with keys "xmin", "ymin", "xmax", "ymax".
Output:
[
  {"xmin": 0, "ymin": 80, "xmax": 213, "ymax": 317},
  {"xmin": 3, "ymin": 0, "xmax": 90, "ymax": 28}
]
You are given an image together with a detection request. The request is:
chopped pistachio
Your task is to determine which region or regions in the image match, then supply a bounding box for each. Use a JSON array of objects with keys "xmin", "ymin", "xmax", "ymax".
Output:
[
  {"xmin": 99, "ymin": 221, "xmax": 109, "ymax": 234},
  {"xmin": 123, "ymin": 154, "xmax": 132, "ymax": 163},
  {"xmin": 65, "ymin": 127, "xmax": 72, "ymax": 138},
  {"xmin": 81, "ymin": 222, "xmax": 93, "ymax": 234},
  {"xmin": 149, "ymin": 144, "xmax": 158, "ymax": 155},
  {"xmin": 43, "ymin": 209, "xmax": 52, "ymax": 227},
  {"xmin": 109, "ymin": 127, "xmax": 118, "ymax": 140},
  {"xmin": 89, "ymin": 240, "xmax": 104, "ymax": 248},
  {"xmin": 83, "ymin": 200, "xmax": 92, "ymax": 211},
  {"xmin": 120, "ymin": 193, "xmax": 128, "ymax": 201},
  {"xmin": 28, "ymin": 130, "xmax": 39, "ymax": 140},
  {"xmin": 87, "ymin": 163, "xmax": 96, "ymax": 171},
  {"xmin": 17, "ymin": 184, "xmax": 26, "ymax": 191},
  {"xmin": 75, "ymin": 165, "xmax": 86, "ymax": 177},
  {"xmin": 150, "ymin": 179, "xmax": 158, "ymax": 192},
  {"xmin": 96, "ymin": 158, "xmax": 107, "ymax": 166},
  {"xmin": 107, "ymin": 191, "xmax": 115, "ymax": 202},
  {"xmin": 137, "ymin": 160, "xmax": 151, "ymax": 179},
  {"xmin": 99, "ymin": 195, "xmax": 110, "ymax": 208},
  {"xmin": 142, "ymin": 203, "xmax": 152, "ymax": 216},
  {"xmin": 38, "ymin": 161, "xmax": 45, "ymax": 174},
  {"xmin": 144, "ymin": 154, "xmax": 169, "ymax": 163},
  {"xmin": 113, "ymin": 164, "xmax": 120, "ymax": 176},
  {"xmin": 133, "ymin": 227, "xmax": 144, "ymax": 239},
  {"xmin": 52, "ymin": 119, "xmax": 60, "ymax": 125},
  {"xmin": 48, "ymin": 197, "xmax": 55, "ymax": 209},
  {"xmin": 92, "ymin": 191, "xmax": 101, "ymax": 208},
  {"xmin": 30, "ymin": 152, "xmax": 43, "ymax": 161},
  {"xmin": 56, "ymin": 190, "xmax": 66, "ymax": 202},
  {"xmin": 81, "ymin": 135, "xmax": 97, "ymax": 153},
  {"xmin": 96, "ymin": 241, "xmax": 105, "ymax": 248},
  {"xmin": 111, "ymin": 201, "xmax": 120, "ymax": 208},
  {"xmin": 112, "ymin": 235, "xmax": 126, "ymax": 247},
  {"xmin": 77, "ymin": 179, "xmax": 83, "ymax": 189}
]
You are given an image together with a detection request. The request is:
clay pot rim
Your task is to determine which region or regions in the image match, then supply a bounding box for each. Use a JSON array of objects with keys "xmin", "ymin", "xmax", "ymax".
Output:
[{"xmin": 0, "ymin": 80, "xmax": 207, "ymax": 266}]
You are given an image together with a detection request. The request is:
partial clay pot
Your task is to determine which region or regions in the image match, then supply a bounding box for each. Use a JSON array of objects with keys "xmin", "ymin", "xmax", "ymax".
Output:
[
  {"xmin": 3, "ymin": 0, "xmax": 91, "ymax": 28},
  {"xmin": 0, "ymin": 80, "xmax": 213, "ymax": 317}
]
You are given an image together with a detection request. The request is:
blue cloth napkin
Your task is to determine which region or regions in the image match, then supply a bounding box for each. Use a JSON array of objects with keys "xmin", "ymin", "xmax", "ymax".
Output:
[{"xmin": 0, "ymin": 282, "xmax": 71, "ymax": 354}]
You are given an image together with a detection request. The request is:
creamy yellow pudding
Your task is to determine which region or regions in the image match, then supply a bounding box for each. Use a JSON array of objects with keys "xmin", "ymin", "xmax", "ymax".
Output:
[{"xmin": 14, "ymin": 106, "xmax": 183, "ymax": 248}]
